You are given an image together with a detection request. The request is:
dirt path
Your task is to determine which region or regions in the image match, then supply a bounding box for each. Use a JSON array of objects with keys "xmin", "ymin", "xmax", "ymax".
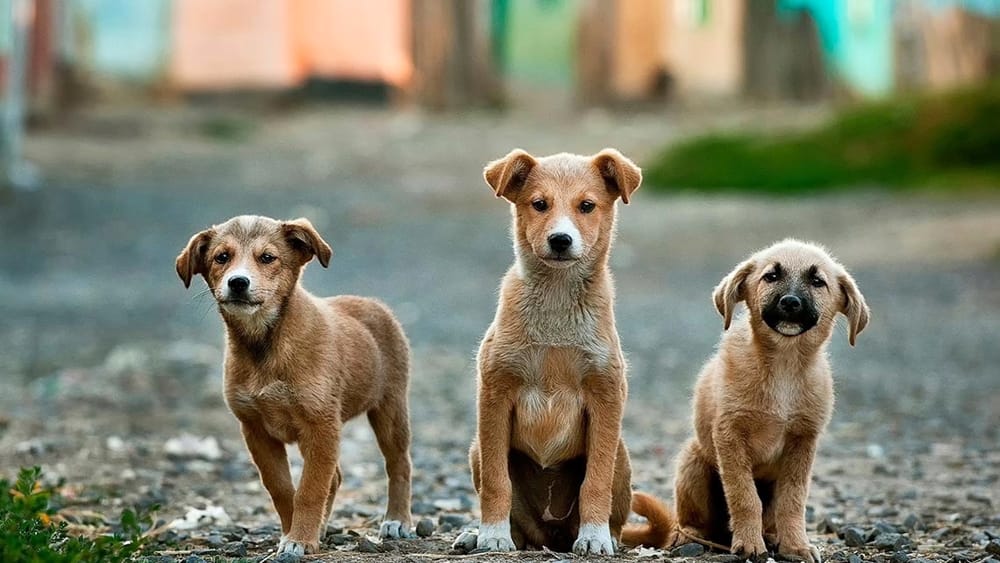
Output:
[{"xmin": 1, "ymin": 105, "xmax": 998, "ymax": 562}]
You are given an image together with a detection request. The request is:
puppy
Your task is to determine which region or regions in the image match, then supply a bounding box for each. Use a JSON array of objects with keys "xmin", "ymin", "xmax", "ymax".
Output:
[
  {"xmin": 176, "ymin": 215, "xmax": 413, "ymax": 556},
  {"xmin": 623, "ymin": 239, "xmax": 870, "ymax": 563},
  {"xmin": 461, "ymin": 149, "xmax": 641, "ymax": 555}
]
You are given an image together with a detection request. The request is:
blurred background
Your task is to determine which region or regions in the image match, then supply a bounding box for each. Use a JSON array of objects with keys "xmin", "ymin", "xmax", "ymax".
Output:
[{"xmin": 0, "ymin": 0, "xmax": 998, "ymax": 556}]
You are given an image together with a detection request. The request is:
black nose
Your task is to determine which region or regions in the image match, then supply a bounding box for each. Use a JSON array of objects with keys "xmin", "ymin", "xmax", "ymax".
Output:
[
  {"xmin": 779, "ymin": 295, "xmax": 802, "ymax": 312},
  {"xmin": 548, "ymin": 233, "xmax": 573, "ymax": 253},
  {"xmin": 228, "ymin": 276, "xmax": 250, "ymax": 293}
]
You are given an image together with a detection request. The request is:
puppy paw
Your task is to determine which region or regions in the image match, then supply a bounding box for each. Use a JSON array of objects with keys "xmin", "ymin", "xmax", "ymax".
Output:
[
  {"xmin": 379, "ymin": 519, "xmax": 413, "ymax": 540},
  {"xmin": 731, "ymin": 532, "xmax": 768, "ymax": 560},
  {"xmin": 779, "ymin": 542, "xmax": 821, "ymax": 563},
  {"xmin": 476, "ymin": 520, "xmax": 516, "ymax": 552},
  {"xmin": 572, "ymin": 523, "xmax": 616, "ymax": 556},
  {"xmin": 451, "ymin": 530, "xmax": 479, "ymax": 553},
  {"xmin": 277, "ymin": 536, "xmax": 317, "ymax": 557}
]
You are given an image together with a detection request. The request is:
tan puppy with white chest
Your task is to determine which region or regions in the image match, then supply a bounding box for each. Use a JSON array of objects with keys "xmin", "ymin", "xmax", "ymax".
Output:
[
  {"xmin": 463, "ymin": 149, "xmax": 640, "ymax": 555},
  {"xmin": 623, "ymin": 239, "xmax": 870, "ymax": 563},
  {"xmin": 176, "ymin": 215, "xmax": 413, "ymax": 557}
]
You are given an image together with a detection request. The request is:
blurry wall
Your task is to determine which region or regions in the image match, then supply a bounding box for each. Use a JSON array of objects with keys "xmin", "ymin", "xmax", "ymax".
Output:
[{"xmin": 662, "ymin": 0, "xmax": 745, "ymax": 98}]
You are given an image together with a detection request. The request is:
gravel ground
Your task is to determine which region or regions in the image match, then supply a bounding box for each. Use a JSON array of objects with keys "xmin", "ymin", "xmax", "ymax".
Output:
[{"xmin": 0, "ymin": 104, "xmax": 998, "ymax": 562}]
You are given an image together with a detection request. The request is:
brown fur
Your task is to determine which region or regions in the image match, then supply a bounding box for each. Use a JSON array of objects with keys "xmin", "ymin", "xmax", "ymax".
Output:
[
  {"xmin": 622, "ymin": 240, "xmax": 870, "ymax": 563},
  {"xmin": 466, "ymin": 149, "xmax": 640, "ymax": 555},
  {"xmin": 176, "ymin": 215, "xmax": 413, "ymax": 556}
]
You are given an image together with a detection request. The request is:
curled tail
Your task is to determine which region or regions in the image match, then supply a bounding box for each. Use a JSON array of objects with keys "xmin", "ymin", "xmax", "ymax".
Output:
[{"xmin": 620, "ymin": 491, "xmax": 675, "ymax": 548}]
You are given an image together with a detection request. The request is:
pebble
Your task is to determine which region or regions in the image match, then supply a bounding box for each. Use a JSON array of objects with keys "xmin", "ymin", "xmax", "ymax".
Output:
[
  {"xmin": 356, "ymin": 537, "xmax": 381, "ymax": 553},
  {"xmin": 817, "ymin": 516, "xmax": 841, "ymax": 534},
  {"xmin": 873, "ymin": 533, "xmax": 911, "ymax": 551},
  {"xmin": 327, "ymin": 533, "xmax": 353, "ymax": 546},
  {"xmin": 874, "ymin": 521, "xmax": 899, "ymax": 534},
  {"xmin": 842, "ymin": 526, "xmax": 867, "ymax": 547},
  {"xmin": 987, "ymin": 540, "xmax": 1000, "ymax": 556},
  {"xmin": 670, "ymin": 542, "xmax": 706, "ymax": 557},
  {"xmin": 438, "ymin": 514, "xmax": 470, "ymax": 530},
  {"xmin": 848, "ymin": 554, "xmax": 864, "ymax": 563},
  {"xmin": 222, "ymin": 541, "xmax": 247, "ymax": 557},
  {"xmin": 274, "ymin": 553, "xmax": 302, "ymax": 563},
  {"xmin": 902, "ymin": 513, "xmax": 923, "ymax": 531},
  {"xmin": 891, "ymin": 551, "xmax": 910, "ymax": 563},
  {"xmin": 182, "ymin": 557, "xmax": 208, "ymax": 563},
  {"xmin": 415, "ymin": 517, "xmax": 435, "ymax": 537},
  {"xmin": 452, "ymin": 530, "xmax": 478, "ymax": 553}
]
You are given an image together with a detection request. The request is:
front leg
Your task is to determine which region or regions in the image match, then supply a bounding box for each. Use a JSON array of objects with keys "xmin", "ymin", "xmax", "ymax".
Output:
[
  {"xmin": 574, "ymin": 372, "xmax": 626, "ymax": 556},
  {"xmin": 241, "ymin": 423, "xmax": 295, "ymax": 536},
  {"xmin": 774, "ymin": 436, "xmax": 821, "ymax": 563},
  {"xmin": 474, "ymin": 372, "xmax": 518, "ymax": 552},
  {"xmin": 280, "ymin": 421, "xmax": 340, "ymax": 557},
  {"xmin": 714, "ymin": 426, "xmax": 767, "ymax": 559}
]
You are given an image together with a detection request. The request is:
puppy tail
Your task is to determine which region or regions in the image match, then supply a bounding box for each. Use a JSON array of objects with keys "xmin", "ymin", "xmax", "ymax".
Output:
[{"xmin": 620, "ymin": 491, "xmax": 675, "ymax": 548}]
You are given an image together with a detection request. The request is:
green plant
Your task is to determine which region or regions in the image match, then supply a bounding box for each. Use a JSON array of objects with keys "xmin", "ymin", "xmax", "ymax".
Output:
[
  {"xmin": 1, "ymin": 466, "xmax": 156, "ymax": 563},
  {"xmin": 645, "ymin": 83, "xmax": 1000, "ymax": 193}
]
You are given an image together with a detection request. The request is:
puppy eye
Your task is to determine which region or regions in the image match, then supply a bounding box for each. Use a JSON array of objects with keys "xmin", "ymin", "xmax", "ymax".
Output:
[
  {"xmin": 811, "ymin": 276, "xmax": 826, "ymax": 288},
  {"xmin": 214, "ymin": 252, "xmax": 230, "ymax": 265},
  {"xmin": 260, "ymin": 253, "xmax": 276, "ymax": 264},
  {"xmin": 763, "ymin": 271, "xmax": 779, "ymax": 282},
  {"xmin": 531, "ymin": 199, "xmax": 548, "ymax": 212},
  {"xmin": 579, "ymin": 200, "xmax": 596, "ymax": 214}
]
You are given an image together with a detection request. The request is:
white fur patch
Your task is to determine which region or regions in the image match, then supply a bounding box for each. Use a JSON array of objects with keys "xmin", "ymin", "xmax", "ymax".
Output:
[
  {"xmin": 573, "ymin": 522, "xmax": 615, "ymax": 555},
  {"xmin": 776, "ymin": 321, "xmax": 805, "ymax": 336},
  {"xmin": 477, "ymin": 519, "xmax": 516, "ymax": 552},
  {"xmin": 221, "ymin": 265, "xmax": 253, "ymax": 300},
  {"xmin": 549, "ymin": 215, "xmax": 583, "ymax": 258}
]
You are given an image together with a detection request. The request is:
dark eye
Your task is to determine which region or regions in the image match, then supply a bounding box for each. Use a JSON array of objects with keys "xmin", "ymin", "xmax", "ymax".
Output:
[
  {"xmin": 214, "ymin": 252, "xmax": 230, "ymax": 265},
  {"xmin": 763, "ymin": 271, "xmax": 779, "ymax": 283},
  {"xmin": 579, "ymin": 200, "xmax": 596, "ymax": 214},
  {"xmin": 811, "ymin": 275, "xmax": 826, "ymax": 288},
  {"xmin": 531, "ymin": 199, "xmax": 548, "ymax": 212},
  {"xmin": 260, "ymin": 253, "xmax": 276, "ymax": 264}
]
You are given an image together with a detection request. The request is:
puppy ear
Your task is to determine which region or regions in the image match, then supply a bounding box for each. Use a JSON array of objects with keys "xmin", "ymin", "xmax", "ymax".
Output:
[
  {"xmin": 838, "ymin": 271, "xmax": 870, "ymax": 346},
  {"xmin": 484, "ymin": 149, "xmax": 537, "ymax": 201},
  {"xmin": 713, "ymin": 259, "xmax": 755, "ymax": 330},
  {"xmin": 282, "ymin": 218, "xmax": 333, "ymax": 268},
  {"xmin": 592, "ymin": 148, "xmax": 642, "ymax": 204},
  {"xmin": 175, "ymin": 229, "xmax": 215, "ymax": 289}
]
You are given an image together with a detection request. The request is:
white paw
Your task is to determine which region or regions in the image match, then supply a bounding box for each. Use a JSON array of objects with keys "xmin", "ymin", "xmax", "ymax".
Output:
[
  {"xmin": 573, "ymin": 522, "xmax": 615, "ymax": 556},
  {"xmin": 379, "ymin": 519, "xmax": 412, "ymax": 539},
  {"xmin": 277, "ymin": 538, "xmax": 306, "ymax": 557},
  {"xmin": 476, "ymin": 520, "xmax": 516, "ymax": 552}
]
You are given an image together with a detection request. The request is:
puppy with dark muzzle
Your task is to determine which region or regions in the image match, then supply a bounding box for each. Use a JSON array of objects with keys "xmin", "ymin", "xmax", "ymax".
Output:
[
  {"xmin": 623, "ymin": 239, "xmax": 870, "ymax": 563},
  {"xmin": 176, "ymin": 215, "xmax": 413, "ymax": 557}
]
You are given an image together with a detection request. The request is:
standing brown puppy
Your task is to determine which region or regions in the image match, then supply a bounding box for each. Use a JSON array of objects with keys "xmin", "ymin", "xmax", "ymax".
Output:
[
  {"xmin": 176, "ymin": 215, "xmax": 413, "ymax": 557},
  {"xmin": 459, "ymin": 149, "xmax": 640, "ymax": 555},
  {"xmin": 623, "ymin": 239, "xmax": 870, "ymax": 563}
]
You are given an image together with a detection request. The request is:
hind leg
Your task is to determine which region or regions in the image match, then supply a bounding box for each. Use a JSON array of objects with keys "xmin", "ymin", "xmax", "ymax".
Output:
[
  {"xmin": 674, "ymin": 438, "xmax": 726, "ymax": 547},
  {"xmin": 367, "ymin": 395, "xmax": 413, "ymax": 539},
  {"xmin": 322, "ymin": 464, "xmax": 343, "ymax": 525}
]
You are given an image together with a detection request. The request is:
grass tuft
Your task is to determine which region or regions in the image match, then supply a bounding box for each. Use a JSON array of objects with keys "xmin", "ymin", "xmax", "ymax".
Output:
[{"xmin": 645, "ymin": 83, "xmax": 1000, "ymax": 193}]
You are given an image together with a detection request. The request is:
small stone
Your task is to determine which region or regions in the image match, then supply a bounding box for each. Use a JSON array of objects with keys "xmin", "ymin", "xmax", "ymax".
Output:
[
  {"xmin": 327, "ymin": 533, "xmax": 353, "ymax": 546},
  {"xmin": 891, "ymin": 551, "xmax": 910, "ymax": 563},
  {"xmin": 141, "ymin": 557, "xmax": 174, "ymax": 563},
  {"xmin": 987, "ymin": 540, "xmax": 1000, "ymax": 556},
  {"xmin": 873, "ymin": 533, "xmax": 903, "ymax": 551},
  {"xmin": 439, "ymin": 514, "xmax": 470, "ymax": 530},
  {"xmin": 412, "ymin": 501, "xmax": 437, "ymax": 515},
  {"xmin": 842, "ymin": 527, "xmax": 867, "ymax": 547},
  {"xmin": 415, "ymin": 518, "xmax": 435, "ymax": 537},
  {"xmin": 274, "ymin": 553, "xmax": 302, "ymax": 563},
  {"xmin": 670, "ymin": 542, "xmax": 706, "ymax": 557},
  {"xmin": 848, "ymin": 554, "xmax": 864, "ymax": 563},
  {"xmin": 222, "ymin": 541, "xmax": 247, "ymax": 557},
  {"xmin": 902, "ymin": 513, "xmax": 923, "ymax": 531},
  {"xmin": 817, "ymin": 517, "xmax": 840, "ymax": 534},
  {"xmin": 874, "ymin": 522, "xmax": 899, "ymax": 535},
  {"xmin": 205, "ymin": 533, "xmax": 225, "ymax": 547},
  {"xmin": 182, "ymin": 557, "xmax": 208, "ymax": 563},
  {"xmin": 356, "ymin": 537, "xmax": 381, "ymax": 553}
]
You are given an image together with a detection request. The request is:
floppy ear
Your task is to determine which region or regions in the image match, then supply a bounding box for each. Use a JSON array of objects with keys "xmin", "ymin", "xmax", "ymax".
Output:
[
  {"xmin": 175, "ymin": 229, "xmax": 215, "ymax": 289},
  {"xmin": 282, "ymin": 218, "xmax": 332, "ymax": 268},
  {"xmin": 713, "ymin": 259, "xmax": 755, "ymax": 330},
  {"xmin": 592, "ymin": 148, "xmax": 642, "ymax": 204},
  {"xmin": 484, "ymin": 149, "xmax": 537, "ymax": 201},
  {"xmin": 838, "ymin": 271, "xmax": 870, "ymax": 346}
]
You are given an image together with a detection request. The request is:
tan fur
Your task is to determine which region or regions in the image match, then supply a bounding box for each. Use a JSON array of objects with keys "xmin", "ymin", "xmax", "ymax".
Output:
[
  {"xmin": 623, "ymin": 240, "xmax": 870, "ymax": 563},
  {"xmin": 467, "ymin": 149, "xmax": 640, "ymax": 555},
  {"xmin": 176, "ymin": 215, "xmax": 412, "ymax": 555}
]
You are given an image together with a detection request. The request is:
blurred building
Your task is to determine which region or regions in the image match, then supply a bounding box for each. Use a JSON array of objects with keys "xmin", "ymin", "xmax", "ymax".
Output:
[{"xmin": 1, "ymin": 0, "xmax": 999, "ymax": 112}]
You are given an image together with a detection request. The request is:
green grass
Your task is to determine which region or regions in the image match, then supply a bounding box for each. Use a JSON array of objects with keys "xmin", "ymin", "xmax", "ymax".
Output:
[
  {"xmin": 645, "ymin": 83, "xmax": 1000, "ymax": 194},
  {"xmin": 1, "ymin": 467, "xmax": 155, "ymax": 562}
]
